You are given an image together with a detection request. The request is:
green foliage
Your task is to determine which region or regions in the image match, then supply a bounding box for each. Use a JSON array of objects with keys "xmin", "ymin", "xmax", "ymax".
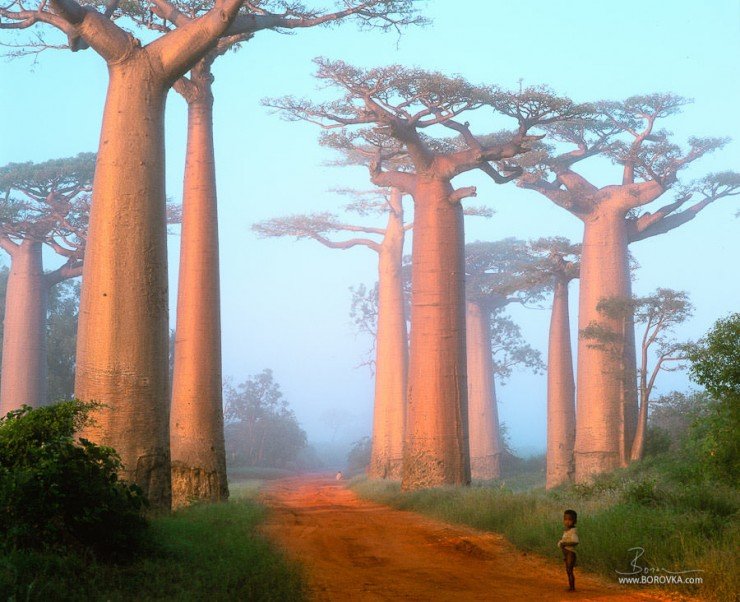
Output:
[
  {"xmin": 688, "ymin": 313, "xmax": 740, "ymax": 400},
  {"xmin": 685, "ymin": 314, "xmax": 740, "ymax": 482},
  {"xmin": 45, "ymin": 280, "xmax": 79, "ymax": 403},
  {"xmin": 0, "ymin": 489, "xmax": 305, "ymax": 601},
  {"xmin": 489, "ymin": 311, "xmax": 544, "ymax": 381},
  {"xmin": 346, "ymin": 436, "xmax": 372, "ymax": 474},
  {"xmin": 0, "ymin": 401, "xmax": 147, "ymax": 557},
  {"xmin": 684, "ymin": 396, "xmax": 739, "ymax": 483},
  {"xmin": 643, "ymin": 426, "xmax": 671, "ymax": 456},
  {"xmin": 224, "ymin": 370, "xmax": 307, "ymax": 469}
]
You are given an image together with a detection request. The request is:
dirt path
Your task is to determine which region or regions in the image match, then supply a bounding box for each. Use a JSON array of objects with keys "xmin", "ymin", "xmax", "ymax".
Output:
[{"xmin": 259, "ymin": 475, "xmax": 681, "ymax": 601}]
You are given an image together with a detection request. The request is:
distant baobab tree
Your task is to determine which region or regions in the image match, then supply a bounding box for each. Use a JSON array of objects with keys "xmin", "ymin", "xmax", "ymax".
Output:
[
  {"xmin": 464, "ymin": 239, "xmax": 546, "ymax": 480},
  {"xmin": 254, "ymin": 188, "xmax": 410, "ymax": 479},
  {"xmin": 266, "ymin": 59, "xmax": 583, "ymax": 489},
  {"xmin": 522, "ymin": 237, "xmax": 580, "ymax": 489},
  {"xmin": 0, "ymin": 0, "xmax": 423, "ymax": 508},
  {"xmin": 0, "ymin": 154, "xmax": 92, "ymax": 415},
  {"xmin": 514, "ymin": 95, "xmax": 740, "ymax": 481}
]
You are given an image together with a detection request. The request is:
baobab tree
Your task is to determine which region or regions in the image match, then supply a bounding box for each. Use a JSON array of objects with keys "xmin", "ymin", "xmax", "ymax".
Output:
[
  {"xmin": 254, "ymin": 188, "xmax": 410, "ymax": 479},
  {"xmin": 523, "ymin": 237, "xmax": 580, "ymax": 489},
  {"xmin": 514, "ymin": 96, "xmax": 740, "ymax": 481},
  {"xmin": 583, "ymin": 288, "xmax": 692, "ymax": 463},
  {"xmin": 2, "ymin": 0, "xmax": 245, "ymax": 509},
  {"xmin": 465, "ymin": 239, "xmax": 546, "ymax": 479},
  {"xmin": 1, "ymin": 0, "xmax": 421, "ymax": 508},
  {"xmin": 0, "ymin": 154, "xmax": 92, "ymax": 415},
  {"xmin": 267, "ymin": 60, "xmax": 581, "ymax": 488},
  {"xmin": 130, "ymin": 0, "xmax": 422, "ymax": 506}
]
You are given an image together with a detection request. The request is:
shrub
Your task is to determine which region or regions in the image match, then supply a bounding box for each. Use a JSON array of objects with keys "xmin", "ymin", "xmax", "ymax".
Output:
[
  {"xmin": 347, "ymin": 436, "xmax": 372, "ymax": 474},
  {"xmin": 0, "ymin": 401, "xmax": 147, "ymax": 557}
]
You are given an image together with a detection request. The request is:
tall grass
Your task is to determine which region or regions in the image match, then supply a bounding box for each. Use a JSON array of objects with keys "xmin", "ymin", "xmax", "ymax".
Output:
[
  {"xmin": 0, "ymin": 486, "xmax": 305, "ymax": 601},
  {"xmin": 352, "ymin": 457, "xmax": 738, "ymax": 601}
]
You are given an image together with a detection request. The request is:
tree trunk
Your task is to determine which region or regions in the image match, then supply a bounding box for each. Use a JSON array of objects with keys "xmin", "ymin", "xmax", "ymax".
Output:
[
  {"xmin": 621, "ymin": 310, "xmax": 639, "ymax": 465},
  {"xmin": 75, "ymin": 56, "xmax": 172, "ymax": 509},
  {"xmin": 0, "ymin": 241, "xmax": 47, "ymax": 413},
  {"xmin": 465, "ymin": 301, "xmax": 502, "ymax": 480},
  {"xmin": 546, "ymin": 277, "xmax": 575, "ymax": 489},
  {"xmin": 629, "ymin": 345, "xmax": 650, "ymax": 462},
  {"xmin": 368, "ymin": 189, "xmax": 408, "ymax": 480},
  {"xmin": 170, "ymin": 83, "xmax": 229, "ymax": 508},
  {"xmin": 574, "ymin": 206, "xmax": 636, "ymax": 482},
  {"xmin": 402, "ymin": 178, "xmax": 470, "ymax": 490}
]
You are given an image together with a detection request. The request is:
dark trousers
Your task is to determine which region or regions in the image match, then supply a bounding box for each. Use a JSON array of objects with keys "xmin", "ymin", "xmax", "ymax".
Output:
[{"xmin": 563, "ymin": 549, "xmax": 576, "ymax": 590}]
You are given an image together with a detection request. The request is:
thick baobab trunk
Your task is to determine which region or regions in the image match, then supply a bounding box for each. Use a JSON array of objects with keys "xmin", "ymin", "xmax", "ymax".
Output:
[
  {"xmin": 170, "ymin": 87, "xmax": 229, "ymax": 507},
  {"xmin": 546, "ymin": 278, "xmax": 575, "ymax": 489},
  {"xmin": 0, "ymin": 241, "xmax": 47, "ymax": 413},
  {"xmin": 575, "ymin": 206, "xmax": 636, "ymax": 482},
  {"xmin": 465, "ymin": 301, "xmax": 503, "ymax": 480},
  {"xmin": 75, "ymin": 58, "xmax": 172, "ymax": 509},
  {"xmin": 402, "ymin": 179, "xmax": 470, "ymax": 490},
  {"xmin": 368, "ymin": 190, "xmax": 408, "ymax": 480}
]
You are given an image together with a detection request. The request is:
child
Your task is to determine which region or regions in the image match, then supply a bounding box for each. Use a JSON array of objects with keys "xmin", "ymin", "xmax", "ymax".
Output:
[{"xmin": 558, "ymin": 509, "xmax": 579, "ymax": 591}]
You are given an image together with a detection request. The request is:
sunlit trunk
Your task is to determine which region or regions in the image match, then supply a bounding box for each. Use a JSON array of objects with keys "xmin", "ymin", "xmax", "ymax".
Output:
[
  {"xmin": 0, "ymin": 241, "xmax": 47, "ymax": 413},
  {"xmin": 465, "ymin": 301, "xmax": 502, "ymax": 480},
  {"xmin": 630, "ymin": 344, "xmax": 650, "ymax": 462},
  {"xmin": 75, "ymin": 57, "xmax": 172, "ymax": 509},
  {"xmin": 546, "ymin": 277, "xmax": 575, "ymax": 489},
  {"xmin": 574, "ymin": 206, "xmax": 636, "ymax": 482},
  {"xmin": 170, "ymin": 82, "xmax": 229, "ymax": 508},
  {"xmin": 368, "ymin": 190, "xmax": 408, "ymax": 480},
  {"xmin": 402, "ymin": 179, "xmax": 470, "ymax": 490}
]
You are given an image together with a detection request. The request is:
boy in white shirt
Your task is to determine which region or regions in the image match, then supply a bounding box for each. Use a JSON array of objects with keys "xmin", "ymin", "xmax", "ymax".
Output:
[{"xmin": 558, "ymin": 509, "xmax": 579, "ymax": 591}]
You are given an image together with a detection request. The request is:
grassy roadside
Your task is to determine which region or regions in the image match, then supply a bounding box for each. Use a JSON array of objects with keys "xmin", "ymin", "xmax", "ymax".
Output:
[
  {"xmin": 0, "ymin": 481, "xmax": 305, "ymax": 601},
  {"xmin": 351, "ymin": 456, "xmax": 738, "ymax": 601}
]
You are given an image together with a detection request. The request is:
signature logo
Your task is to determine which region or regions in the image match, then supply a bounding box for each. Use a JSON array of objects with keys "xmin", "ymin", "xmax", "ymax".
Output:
[{"xmin": 615, "ymin": 547, "xmax": 704, "ymax": 576}]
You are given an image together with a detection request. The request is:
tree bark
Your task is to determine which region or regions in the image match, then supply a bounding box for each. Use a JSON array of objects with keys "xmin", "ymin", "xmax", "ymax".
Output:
[
  {"xmin": 621, "ymin": 311, "xmax": 639, "ymax": 465},
  {"xmin": 75, "ymin": 55, "xmax": 173, "ymax": 509},
  {"xmin": 402, "ymin": 178, "xmax": 470, "ymax": 490},
  {"xmin": 629, "ymin": 339, "xmax": 651, "ymax": 462},
  {"xmin": 368, "ymin": 189, "xmax": 408, "ymax": 480},
  {"xmin": 546, "ymin": 277, "xmax": 575, "ymax": 489},
  {"xmin": 574, "ymin": 206, "xmax": 636, "ymax": 482},
  {"xmin": 465, "ymin": 301, "xmax": 502, "ymax": 480},
  {"xmin": 170, "ymin": 74, "xmax": 229, "ymax": 508},
  {"xmin": 0, "ymin": 241, "xmax": 47, "ymax": 413}
]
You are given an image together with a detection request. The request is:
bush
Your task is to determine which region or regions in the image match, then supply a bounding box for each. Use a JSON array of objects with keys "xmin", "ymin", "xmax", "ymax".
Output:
[
  {"xmin": 643, "ymin": 426, "xmax": 671, "ymax": 456},
  {"xmin": 686, "ymin": 313, "xmax": 740, "ymax": 482},
  {"xmin": 0, "ymin": 401, "xmax": 147, "ymax": 557},
  {"xmin": 346, "ymin": 436, "xmax": 372, "ymax": 474}
]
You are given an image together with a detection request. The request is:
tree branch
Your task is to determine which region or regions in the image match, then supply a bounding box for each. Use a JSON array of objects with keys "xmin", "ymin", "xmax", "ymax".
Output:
[
  {"xmin": 449, "ymin": 186, "xmax": 477, "ymax": 203},
  {"xmin": 149, "ymin": 0, "xmax": 243, "ymax": 81},
  {"xmin": 311, "ymin": 233, "xmax": 380, "ymax": 253},
  {"xmin": 50, "ymin": 0, "xmax": 133, "ymax": 62},
  {"xmin": 43, "ymin": 259, "xmax": 83, "ymax": 286}
]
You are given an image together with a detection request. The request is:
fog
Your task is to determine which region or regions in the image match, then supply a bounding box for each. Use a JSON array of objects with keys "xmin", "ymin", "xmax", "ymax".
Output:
[{"xmin": 2, "ymin": 0, "xmax": 738, "ymax": 457}]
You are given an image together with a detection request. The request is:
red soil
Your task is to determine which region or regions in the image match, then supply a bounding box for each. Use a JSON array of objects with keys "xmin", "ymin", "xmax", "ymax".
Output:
[{"xmin": 260, "ymin": 475, "xmax": 686, "ymax": 601}]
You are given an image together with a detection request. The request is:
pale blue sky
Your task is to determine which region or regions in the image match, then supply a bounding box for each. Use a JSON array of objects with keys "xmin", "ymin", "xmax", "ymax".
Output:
[{"xmin": 1, "ymin": 0, "xmax": 739, "ymax": 452}]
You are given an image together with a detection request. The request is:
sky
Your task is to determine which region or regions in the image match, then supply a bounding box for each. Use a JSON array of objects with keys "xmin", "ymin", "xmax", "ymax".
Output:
[{"xmin": 1, "ymin": 0, "xmax": 739, "ymax": 454}]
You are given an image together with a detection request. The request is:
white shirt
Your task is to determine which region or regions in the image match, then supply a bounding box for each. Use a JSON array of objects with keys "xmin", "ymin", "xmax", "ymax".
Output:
[{"xmin": 559, "ymin": 526, "xmax": 579, "ymax": 551}]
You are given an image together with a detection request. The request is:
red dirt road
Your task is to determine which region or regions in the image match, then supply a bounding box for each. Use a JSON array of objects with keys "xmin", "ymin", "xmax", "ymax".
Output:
[{"xmin": 260, "ymin": 475, "xmax": 681, "ymax": 601}]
